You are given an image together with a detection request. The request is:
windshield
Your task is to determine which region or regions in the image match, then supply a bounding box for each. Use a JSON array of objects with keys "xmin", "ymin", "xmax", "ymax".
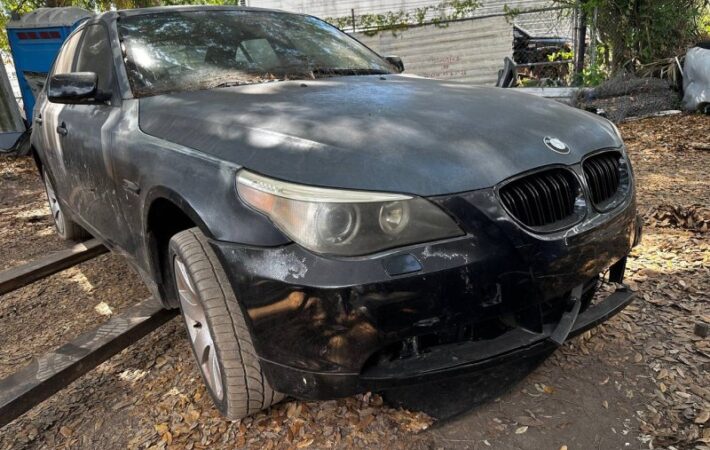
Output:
[{"xmin": 117, "ymin": 10, "xmax": 396, "ymax": 97}]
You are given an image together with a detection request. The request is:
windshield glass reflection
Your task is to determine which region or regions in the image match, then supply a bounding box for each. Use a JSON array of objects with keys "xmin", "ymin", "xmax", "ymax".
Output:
[{"xmin": 117, "ymin": 10, "xmax": 396, "ymax": 97}]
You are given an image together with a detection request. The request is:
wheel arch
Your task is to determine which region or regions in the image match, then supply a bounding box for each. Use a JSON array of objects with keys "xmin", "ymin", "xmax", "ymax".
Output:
[{"xmin": 143, "ymin": 186, "xmax": 214, "ymax": 307}]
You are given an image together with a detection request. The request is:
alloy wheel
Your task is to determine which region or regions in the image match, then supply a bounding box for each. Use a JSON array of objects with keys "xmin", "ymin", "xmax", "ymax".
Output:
[{"xmin": 174, "ymin": 256, "xmax": 224, "ymax": 400}]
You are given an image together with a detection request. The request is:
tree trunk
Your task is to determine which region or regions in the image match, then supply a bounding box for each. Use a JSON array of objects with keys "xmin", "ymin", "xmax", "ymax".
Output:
[
  {"xmin": 45, "ymin": 0, "xmax": 68, "ymax": 7},
  {"xmin": 574, "ymin": 2, "xmax": 588, "ymax": 81}
]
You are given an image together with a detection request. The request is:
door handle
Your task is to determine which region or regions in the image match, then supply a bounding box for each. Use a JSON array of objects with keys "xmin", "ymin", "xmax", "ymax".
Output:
[
  {"xmin": 35, "ymin": 114, "xmax": 43, "ymax": 125},
  {"xmin": 56, "ymin": 122, "xmax": 67, "ymax": 136}
]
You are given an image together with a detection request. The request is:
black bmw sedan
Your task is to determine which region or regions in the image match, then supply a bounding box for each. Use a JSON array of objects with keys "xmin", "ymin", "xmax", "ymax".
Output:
[{"xmin": 31, "ymin": 6, "xmax": 642, "ymax": 419}]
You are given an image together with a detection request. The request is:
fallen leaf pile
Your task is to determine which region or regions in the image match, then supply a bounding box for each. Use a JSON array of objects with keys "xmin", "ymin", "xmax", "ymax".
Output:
[
  {"xmin": 645, "ymin": 204, "xmax": 710, "ymax": 232},
  {"xmin": 619, "ymin": 114, "xmax": 710, "ymax": 449}
]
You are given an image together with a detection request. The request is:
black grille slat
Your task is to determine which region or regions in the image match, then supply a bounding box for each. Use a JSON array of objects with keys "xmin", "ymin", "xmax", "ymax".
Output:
[
  {"xmin": 603, "ymin": 157, "xmax": 620, "ymax": 193},
  {"xmin": 599, "ymin": 158, "xmax": 613, "ymax": 199},
  {"xmin": 595, "ymin": 160, "xmax": 607, "ymax": 200},
  {"xmin": 557, "ymin": 172, "xmax": 573, "ymax": 211},
  {"xmin": 500, "ymin": 169, "xmax": 578, "ymax": 228},
  {"xmin": 583, "ymin": 152, "xmax": 622, "ymax": 207},
  {"xmin": 536, "ymin": 177, "xmax": 553, "ymax": 223},
  {"xmin": 529, "ymin": 180, "xmax": 546, "ymax": 224},
  {"xmin": 587, "ymin": 161, "xmax": 601, "ymax": 202},
  {"xmin": 548, "ymin": 174, "xmax": 565, "ymax": 221}
]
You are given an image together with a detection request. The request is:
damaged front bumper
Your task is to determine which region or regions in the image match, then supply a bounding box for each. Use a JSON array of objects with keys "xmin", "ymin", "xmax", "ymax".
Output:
[
  {"xmin": 358, "ymin": 283, "xmax": 634, "ymax": 389},
  {"xmin": 210, "ymin": 188, "xmax": 642, "ymax": 400},
  {"xmin": 261, "ymin": 283, "xmax": 634, "ymax": 398}
]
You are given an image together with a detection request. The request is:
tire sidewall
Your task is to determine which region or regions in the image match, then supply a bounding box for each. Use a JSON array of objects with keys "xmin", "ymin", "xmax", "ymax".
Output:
[
  {"xmin": 41, "ymin": 169, "xmax": 68, "ymax": 240},
  {"xmin": 168, "ymin": 241, "xmax": 230, "ymax": 414}
]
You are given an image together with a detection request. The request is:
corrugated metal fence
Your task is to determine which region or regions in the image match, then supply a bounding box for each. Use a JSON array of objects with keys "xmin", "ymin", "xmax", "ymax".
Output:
[
  {"xmin": 354, "ymin": 15, "xmax": 512, "ymax": 85},
  {"xmin": 248, "ymin": 0, "xmax": 575, "ymax": 85},
  {"xmin": 249, "ymin": 0, "xmax": 574, "ymax": 38}
]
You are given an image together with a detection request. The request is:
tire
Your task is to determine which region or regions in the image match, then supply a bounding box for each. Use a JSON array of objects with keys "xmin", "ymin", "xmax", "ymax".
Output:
[
  {"xmin": 169, "ymin": 228, "xmax": 283, "ymax": 419},
  {"xmin": 42, "ymin": 170, "xmax": 90, "ymax": 241}
]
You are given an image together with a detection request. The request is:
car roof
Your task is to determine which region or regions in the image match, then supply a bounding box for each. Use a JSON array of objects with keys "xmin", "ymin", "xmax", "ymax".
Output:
[
  {"xmin": 115, "ymin": 5, "xmax": 293, "ymax": 18},
  {"xmin": 89, "ymin": 5, "xmax": 303, "ymax": 27}
]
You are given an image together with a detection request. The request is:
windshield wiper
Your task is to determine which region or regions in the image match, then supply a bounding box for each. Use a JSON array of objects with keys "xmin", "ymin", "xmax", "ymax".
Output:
[
  {"xmin": 310, "ymin": 68, "xmax": 391, "ymax": 77},
  {"xmin": 211, "ymin": 80, "xmax": 252, "ymax": 88},
  {"xmin": 205, "ymin": 76, "xmax": 280, "ymax": 90}
]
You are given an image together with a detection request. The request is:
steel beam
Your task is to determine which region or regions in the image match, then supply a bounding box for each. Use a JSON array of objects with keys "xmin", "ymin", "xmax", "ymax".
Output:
[
  {"xmin": 0, "ymin": 298, "xmax": 178, "ymax": 428},
  {"xmin": 0, "ymin": 238, "xmax": 108, "ymax": 296}
]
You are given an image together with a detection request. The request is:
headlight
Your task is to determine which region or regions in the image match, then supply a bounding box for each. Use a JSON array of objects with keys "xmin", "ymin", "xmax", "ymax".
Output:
[{"xmin": 236, "ymin": 170, "xmax": 463, "ymax": 256}]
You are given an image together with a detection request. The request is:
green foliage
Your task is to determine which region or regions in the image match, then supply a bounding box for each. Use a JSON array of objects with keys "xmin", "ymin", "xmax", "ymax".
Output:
[
  {"xmin": 701, "ymin": 9, "xmax": 710, "ymax": 37},
  {"xmin": 575, "ymin": 0, "xmax": 707, "ymax": 72},
  {"xmin": 501, "ymin": 4, "xmax": 522, "ymax": 22},
  {"xmin": 324, "ymin": 0, "xmax": 481, "ymax": 35},
  {"xmin": 1, "ymin": 0, "xmax": 44, "ymax": 51},
  {"xmin": 1, "ymin": 0, "xmax": 239, "ymax": 52},
  {"xmin": 581, "ymin": 64, "xmax": 606, "ymax": 86},
  {"xmin": 580, "ymin": 43, "xmax": 610, "ymax": 86},
  {"xmin": 546, "ymin": 48, "xmax": 574, "ymax": 62}
]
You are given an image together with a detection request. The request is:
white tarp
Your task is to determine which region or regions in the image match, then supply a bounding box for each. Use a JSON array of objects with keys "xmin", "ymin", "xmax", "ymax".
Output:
[
  {"xmin": 682, "ymin": 45, "xmax": 710, "ymax": 112},
  {"xmin": 2, "ymin": 54, "xmax": 23, "ymax": 113}
]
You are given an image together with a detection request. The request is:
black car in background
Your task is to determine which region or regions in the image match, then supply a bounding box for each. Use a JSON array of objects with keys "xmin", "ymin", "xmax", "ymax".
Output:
[{"xmin": 32, "ymin": 6, "xmax": 642, "ymax": 419}]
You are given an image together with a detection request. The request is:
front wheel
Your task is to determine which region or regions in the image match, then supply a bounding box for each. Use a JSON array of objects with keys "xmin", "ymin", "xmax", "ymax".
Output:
[
  {"xmin": 169, "ymin": 228, "xmax": 283, "ymax": 419},
  {"xmin": 42, "ymin": 170, "xmax": 89, "ymax": 241}
]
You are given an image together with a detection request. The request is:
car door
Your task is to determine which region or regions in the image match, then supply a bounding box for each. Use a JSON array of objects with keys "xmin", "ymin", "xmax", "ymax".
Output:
[
  {"xmin": 55, "ymin": 23, "xmax": 127, "ymax": 245},
  {"xmin": 36, "ymin": 30, "xmax": 84, "ymax": 205}
]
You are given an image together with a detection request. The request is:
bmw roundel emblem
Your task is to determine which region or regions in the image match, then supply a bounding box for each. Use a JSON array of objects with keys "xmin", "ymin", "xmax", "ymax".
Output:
[{"xmin": 544, "ymin": 136, "xmax": 570, "ymax": 154}]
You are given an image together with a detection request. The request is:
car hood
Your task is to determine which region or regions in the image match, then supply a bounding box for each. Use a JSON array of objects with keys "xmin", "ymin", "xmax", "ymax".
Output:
[{"xmin": 138, "ymin": 75, "xmax": 621, "ymax": 196}]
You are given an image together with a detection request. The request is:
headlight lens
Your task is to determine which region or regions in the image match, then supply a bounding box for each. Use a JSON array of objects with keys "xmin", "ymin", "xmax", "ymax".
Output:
[{"xmin": 237, "ymin": 170, "xmax": 463, "ymax": 256}]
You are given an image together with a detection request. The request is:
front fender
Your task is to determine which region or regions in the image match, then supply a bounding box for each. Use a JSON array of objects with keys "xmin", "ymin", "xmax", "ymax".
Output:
[{"xmin": 110, "ymin": 100, "xmax": 291, "ymax": 278}]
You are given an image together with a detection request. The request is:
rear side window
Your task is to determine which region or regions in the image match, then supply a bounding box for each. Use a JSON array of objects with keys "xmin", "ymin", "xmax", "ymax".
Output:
[
  {"xmin": 51, "ymin": 31, "xmax": 83, "ymax": 75},
  {"xmin": 75, "ymin": 24, "xmax": 115, "ymax": 94}
]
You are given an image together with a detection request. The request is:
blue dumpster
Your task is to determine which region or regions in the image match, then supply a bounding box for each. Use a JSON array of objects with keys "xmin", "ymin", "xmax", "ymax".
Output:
[{"xmin": 6, "ymin": 7, "xmax": 93, "ymax": 124}]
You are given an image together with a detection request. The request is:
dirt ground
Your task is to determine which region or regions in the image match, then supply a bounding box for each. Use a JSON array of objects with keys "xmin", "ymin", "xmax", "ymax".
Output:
[{"xmin": 0, "ymin": 114, "xmax": 708, "ymax": 450}]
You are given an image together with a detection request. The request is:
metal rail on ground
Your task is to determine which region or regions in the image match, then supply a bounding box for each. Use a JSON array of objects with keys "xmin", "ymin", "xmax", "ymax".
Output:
[
  {"xmin": 0, "ymin": 238, "xmax": 108, "ymax": 296},
  {"xmin": 0, "ymin": 241, "xmax": 177, "ymax": 428}
]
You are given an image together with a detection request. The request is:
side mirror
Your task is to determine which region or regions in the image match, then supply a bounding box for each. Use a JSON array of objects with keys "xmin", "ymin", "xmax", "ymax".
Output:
[
  {"xmin": 385, "ymin": 56, "xmax": 404, "ymax": 73},
  {"xmin": 48, "ymin": 72, "xmax": 99, "ymax": 104}
]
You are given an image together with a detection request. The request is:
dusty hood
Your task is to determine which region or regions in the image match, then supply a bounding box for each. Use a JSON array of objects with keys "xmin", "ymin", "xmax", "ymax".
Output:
[{"xmin": 139, "ymin": 75, "xmax": 621, "ymax": 196}]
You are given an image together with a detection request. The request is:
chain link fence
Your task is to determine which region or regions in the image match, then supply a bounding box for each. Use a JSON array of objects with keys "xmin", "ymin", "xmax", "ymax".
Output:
[{"xmin": 509, "ymin": 6, "xmax": 577, "ymax": 86}]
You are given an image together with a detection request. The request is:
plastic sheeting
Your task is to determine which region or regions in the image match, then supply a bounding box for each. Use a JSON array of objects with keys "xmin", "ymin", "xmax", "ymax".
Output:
[{"xmin": 682, "ymin": 44, "xmax": 710, "ymax": 112}]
